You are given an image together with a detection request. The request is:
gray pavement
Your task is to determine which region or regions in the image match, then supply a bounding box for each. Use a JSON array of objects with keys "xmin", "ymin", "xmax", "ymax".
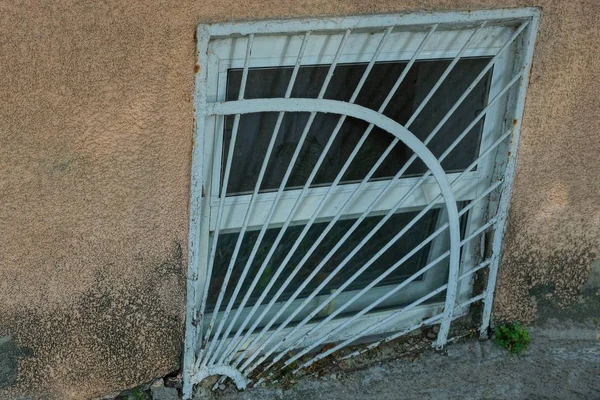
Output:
[{"xmin": 194, "ymin": 322, "xmax": 600, "ymax": 400}]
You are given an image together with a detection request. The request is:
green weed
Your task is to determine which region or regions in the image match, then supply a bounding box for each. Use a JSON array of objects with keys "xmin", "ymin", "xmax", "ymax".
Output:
[{"xmin": 493, "ymin": 322, "xmax": 530, "ymax": 354}]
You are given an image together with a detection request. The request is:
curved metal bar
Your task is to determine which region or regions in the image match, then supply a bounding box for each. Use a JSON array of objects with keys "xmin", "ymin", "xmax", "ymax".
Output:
[
  {"xmin": 190, "ymin": 365, "xmax": 248, "ymax": 390},
  {"xmin": 207, "ymin": 96, "xmax": 461, "ymax": 365},
  {"xmin": 223, "ymin": 25, "xmax": 439, "ymax": 370}
]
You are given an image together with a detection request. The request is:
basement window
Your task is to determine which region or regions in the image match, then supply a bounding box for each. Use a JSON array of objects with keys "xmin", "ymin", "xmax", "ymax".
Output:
[
  {"xmin": 202, "ymin": 23, "xmax": 512, "ymax": 330},
  {"xmin": 185, "ymin": 10, "xmax": 539, "ymax": 391}
]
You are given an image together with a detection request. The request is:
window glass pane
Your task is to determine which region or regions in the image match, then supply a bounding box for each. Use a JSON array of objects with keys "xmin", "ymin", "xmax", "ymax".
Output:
[
  {"xmin": 207, "ymin": 207, "xmax": 440, "ymax": 313},
  {"xmin": 223, "ymin": 58, "xmax": 491, "ymax": 195}
]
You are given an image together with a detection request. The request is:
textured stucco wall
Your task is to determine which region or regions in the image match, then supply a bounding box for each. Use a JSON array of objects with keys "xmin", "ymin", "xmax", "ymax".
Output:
[{"xmin": 0, "ymin": 0, "xmax": 598, "ymax": 398}]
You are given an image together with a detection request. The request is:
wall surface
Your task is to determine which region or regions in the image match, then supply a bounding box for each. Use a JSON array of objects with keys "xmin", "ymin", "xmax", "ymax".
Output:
[{"xmin": 0, "ymin": 0, "xmax": 598, "ymax": 398}]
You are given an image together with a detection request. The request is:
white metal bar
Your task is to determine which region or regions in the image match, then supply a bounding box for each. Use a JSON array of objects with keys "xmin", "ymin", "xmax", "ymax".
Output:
[
  {"xmin": 292, "ymin": 287, "xmax": 447, "ymax": 372},
  {"xmin": 216, "ymin": 27, "xmax": 395, "ymax": 366},
  {"xmin": 198, "ymin": 33, "xmax": 255, "ymax": 369},
  {"xmin": 244, "ymin": 124, "xmax": 513, "ymax": 374},
  {"xmin": 336, "ymin": 258, "xmax": 492, "ymax": 362},
  {"xmin": 204, "ymin": 9, "xmax": 539, "ymax": 37},
  {"xmin": 425, "ymin": 20, "xmax": 529, "ymax": 140},
  {"xmin": 186, "ymin": 10, "xmax": 541, "ymax": 396},
  {"xmin": 480, "ymin": 14, "xmax": 540, "ymax": 337},
  {"xmin": 183, "ymin": 25, "xmax": 211, "ymax": 400},
  {"xmin": 236, "ymin": 83, "xmax": 519, "ymax": 372},
  {"xmin": 404, "ymin": 22, "xmax": 485, "ymax": 128},
  {"xmin": 204, "ymin": 31, "xmax": 312, "ymax": 366},
  {"xmin": 280, "ymin": 181, "xmax": 501, "ymax": 352},
  {"xmin": 242, "ymin": 30, "xmax": 524, "ymax": 356},
  {"xmin": 283, "ymin": 222, "xmax": 495, "ymax": 373},
  {"xmin": 203, "ymin": 29, "xmax": 352, "ymax": 366},
  {"xmin": 336, "ymin": 315, "xmax": 443, "ymax": 362},
  {"xmin": 226, "ymin": 26, "xmax": 440, "ymax": 368}
]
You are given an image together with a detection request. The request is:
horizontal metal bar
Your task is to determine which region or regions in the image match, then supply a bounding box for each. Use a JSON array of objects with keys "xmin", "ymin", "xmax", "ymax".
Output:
[{"xmin": 202, "ymin": 9, "xmax": 539, "ymax": 37}]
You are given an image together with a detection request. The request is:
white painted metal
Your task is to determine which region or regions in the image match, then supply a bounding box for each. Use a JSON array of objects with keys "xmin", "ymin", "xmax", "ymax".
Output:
[
  {"xmin": 198, "ymin": 34, "xmax": 255, "ymax": 369},
  {"xmin": 204, "ymin": 31, "xmax": 316, "ymax": 368},
  {"xmin": 184, "ymin": 8, "xmax": 540, "ymax": 399},
  {"xmin": 214, "ymin": 27, "xmax": 395, "ymax": 367},
  {"xmin": 480, "ymin": 11, "xmax": 541, "ymax": 337}
]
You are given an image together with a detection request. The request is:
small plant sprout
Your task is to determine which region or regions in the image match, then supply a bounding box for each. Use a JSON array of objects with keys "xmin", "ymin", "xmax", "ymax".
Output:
[{"xmin": 493, "ymin": 322, "xmax": 530, "ymax": 354}]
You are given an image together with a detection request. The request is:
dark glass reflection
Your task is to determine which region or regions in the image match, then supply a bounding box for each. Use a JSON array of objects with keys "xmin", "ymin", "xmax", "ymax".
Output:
[
  {"xmin": 223, "ymin": 58, "xmax": 491, "ymax": 195},
  {"xmin": 207, "ymin": 208, "xmax": 439, "ymax": 312}
]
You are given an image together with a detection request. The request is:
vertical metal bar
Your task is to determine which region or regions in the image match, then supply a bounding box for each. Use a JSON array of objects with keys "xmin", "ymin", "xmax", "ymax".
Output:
[
  {"xmin": 202, "ymin": 29, "xmax": 352, "ymax": 365},
  {"xmin": 480, "ymin": 14, "xmax": 540, "ymax": 337},
  {"xmin": 230, "ymin": 25, "xmax": 439, "ymax": 370},
  {"xmin": 198, "ymin": 33, "xmax": 255, "ymax": 368},
  {"xmin": 183, "ymin": 25, "xmax": 211, "ymax": 400}
]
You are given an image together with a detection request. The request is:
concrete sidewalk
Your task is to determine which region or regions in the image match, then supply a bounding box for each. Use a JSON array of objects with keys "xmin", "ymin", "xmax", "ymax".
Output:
[{"xmin": 195, "ymin": 322, "xmax": 599, "ymax": 400}]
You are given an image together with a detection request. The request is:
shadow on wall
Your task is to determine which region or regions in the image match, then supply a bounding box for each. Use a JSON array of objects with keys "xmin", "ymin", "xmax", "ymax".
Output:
[{"xmin": 0, "ymin": 335, "xmax": 32, "ymax": 389}]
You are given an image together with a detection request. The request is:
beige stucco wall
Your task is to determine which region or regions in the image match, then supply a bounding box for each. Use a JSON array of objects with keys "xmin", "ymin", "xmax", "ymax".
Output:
[{"xmin": 0, "ymin": 0, "xmax": 597, "ymax": 398}]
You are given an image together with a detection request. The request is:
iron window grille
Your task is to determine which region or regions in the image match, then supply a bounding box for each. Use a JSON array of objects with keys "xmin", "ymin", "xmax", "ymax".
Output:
[{"xmin": 184, "ymin": 8, "xmax": 539, "ymax": 398}]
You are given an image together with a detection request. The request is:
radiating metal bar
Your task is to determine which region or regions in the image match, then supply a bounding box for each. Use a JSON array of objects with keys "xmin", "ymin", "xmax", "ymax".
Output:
[
  {"xmin": 243, "ymin": 123, "xmax": 513, "ymax": 374},
  {"xmin": 284, "ymin": 223, "xmax": 495, "ymax": 373},
  {"xmin": 227, "ymin": 26, "xmax": 440, "ymax": 369},
  {"xmin": 238, "ymin": 78, "xmax": 520, "ymax": 372},
  {"xmin": 336, "ymin": 314, "xmax": 443, "ymax": 362},
  {"xmin": 216, "ymin": 27, "xmax": 395, "ymax": 366},
  {"xmin": 236, "ymin": 26, "xmax": 523, "ymax": 358},
  {"xmin": 186, "ymin": 13, "xmax": 541, "ymax": 398},
  {"xmin": 481, "ymin": 16, "xmax": 540, "ymax": 337},
  {"xmin": 404, "ymin": 22, "xmax": 485, "ymax": 129},
  {"xmin": 196, "ymin": 34, "xmax": 255, "ymax": 369},
  {"xmin": 202, "ymin": 29, "xmax": 352, "ymax": 366},
  {"xmin": 277, "ymin": 219, "xmax": 496, "ymax": 370},
  {"xmin": 279, "ymin": 181, "xmax": 502, "ymax": 352},
  {"xmin": 209, "ymin": 63, "xmax": 522, "ymax": 351},
  {"xmin": 336, "ymin": 258, "xmax": 492, "ymax": 362},
  {"xmin": 425, "ymin": 20, "xmax": 529, "ymax": 140},
  {"xmin": 293, "ymin": 287, "xmax": 447, "ymax": 372},
  {"xmin": 203, "ymin": 30, "xmax": 312, "ymax": 366}
]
